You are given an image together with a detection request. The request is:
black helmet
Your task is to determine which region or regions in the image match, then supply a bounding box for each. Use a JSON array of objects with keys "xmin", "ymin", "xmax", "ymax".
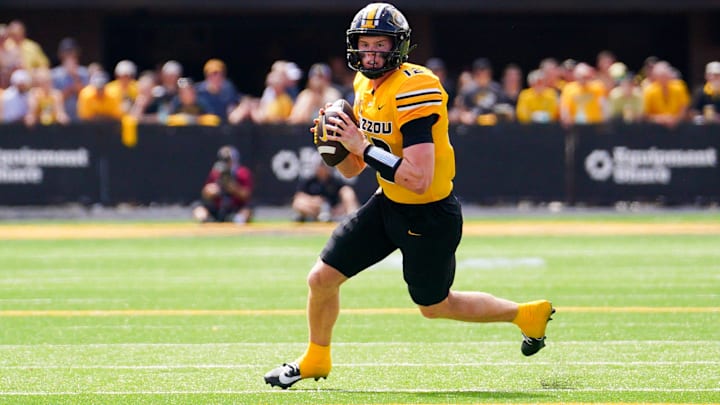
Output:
[{"xmin": 346, "ymin": 3, "xmax": 412, "ymax": 79}]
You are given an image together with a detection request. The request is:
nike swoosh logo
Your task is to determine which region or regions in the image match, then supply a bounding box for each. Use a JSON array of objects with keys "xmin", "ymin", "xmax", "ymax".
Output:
[
  {"xmin": 278, "ymin": 372, "xmax": 302, "ymax": 385},
  {"xmin": 378, "ymin": 105, "xmax": 385, "ymax": 110},
  {"xmin": 407, "ymin": 230, "xmax": 422, "ymax": 237}
]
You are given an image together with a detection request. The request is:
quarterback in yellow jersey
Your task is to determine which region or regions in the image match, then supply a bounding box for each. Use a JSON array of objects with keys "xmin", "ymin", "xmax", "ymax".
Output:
[{"xmin": 265, "ymin": 2, "xmax": 554, "ymax": 390}]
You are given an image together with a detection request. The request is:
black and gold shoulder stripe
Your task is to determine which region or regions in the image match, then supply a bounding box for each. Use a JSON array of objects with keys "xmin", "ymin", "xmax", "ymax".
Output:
[{"xmin": 396, "ymin": 88, "xmax": 443, "ymax": 111}]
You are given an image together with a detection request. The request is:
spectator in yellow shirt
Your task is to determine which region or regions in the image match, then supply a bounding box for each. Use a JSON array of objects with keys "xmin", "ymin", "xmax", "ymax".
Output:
[
  {"xmin": 560, "ymin": 63, "xmax": 607, "ymax": 125},
  {"xmin": 5, "ymin": 20, "xmax": 49, "ymax": 71},
  {"xmin": 642, "ymin": 61, "xmax": 690, "ymax": 128},
  {"xmin": 77, "ymin": 72, "xmax": 123, "ymax": 121},
  {"xmin": 250, "ymin": 69, "xmax": 293, "ymax": 124},
  {"xmin": 105, "ymin": 60, "xmax": 138, "ymax": 114},
  {"xmin": 25, "ymin": 68, "xmax": 70, "ymax": 126},
  {"xmin": 516, "ymin": 70, "xmax": 559, "ymax": 124}
]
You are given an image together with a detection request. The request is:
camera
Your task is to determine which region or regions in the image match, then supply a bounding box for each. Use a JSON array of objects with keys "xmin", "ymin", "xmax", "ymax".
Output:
[
  {"xmin": 213, "ymin": 160, "xmax": 233, "ymax": 189},
  {"xmin": 214, "ymin": 145, "xmax": 240, "ymax": 190}
]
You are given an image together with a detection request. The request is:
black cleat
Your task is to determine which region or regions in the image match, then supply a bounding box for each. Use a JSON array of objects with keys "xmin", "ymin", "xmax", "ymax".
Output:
[
  {"xmin": 521, "ymin": 308, "xmax": 555, "ymax": 356},
  {"xmin": 521, "ymin": 335, "xmax": 546, "ymax": 356},
  {"xmin": 264, "ymin": 362, "xmax": 302, "ymax": 389},
  {"xmin": 264, "ymin": 362, "xmax": 327, "ymax": 389}
]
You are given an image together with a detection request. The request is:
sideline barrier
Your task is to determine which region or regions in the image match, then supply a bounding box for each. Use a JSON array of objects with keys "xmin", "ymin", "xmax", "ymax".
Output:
[
  {"xmin": 0, "ymin": 122, "xmax": 717, "ymax": 206},
  {"xmin": 0, "ymin": 123, "xmax": 108, "ymax": 205},
  {"xmin": 572, "ymin": 124, "xmax": 720, "ymax": 205},
  {"xmin": 452, "ymin": 123, "xmax": 566, "ymax": 204}
]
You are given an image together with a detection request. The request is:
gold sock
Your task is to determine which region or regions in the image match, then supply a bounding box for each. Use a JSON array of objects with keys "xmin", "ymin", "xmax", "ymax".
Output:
[
  {"xmin": 512, "ymin": 300, "xmax": 551, "ymax": 338},
  {"xmin": 296, "ymin": 341, "xmax": 332, "ymax": 378}
]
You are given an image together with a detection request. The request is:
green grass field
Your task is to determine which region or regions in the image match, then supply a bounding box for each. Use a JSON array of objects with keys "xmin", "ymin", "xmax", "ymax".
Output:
[{"xmin": 1, "ymin": 217, "xmax": 719, "ymax": 404}]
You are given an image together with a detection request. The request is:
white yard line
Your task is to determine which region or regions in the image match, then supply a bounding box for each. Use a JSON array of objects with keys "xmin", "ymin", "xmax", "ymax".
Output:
[
  {"xmin": 1, "ymin": 306, "xmax": 719, "ymax": 317},
  {"xmin": 0, "ymin": 247, "xmax": 314, "ymax": 259},
  {"xmin": 0, "ymin": 361, "xmax": 717, "ymax": 369},
  {"xmin": 1, "ymin": 340, "xmax": 719, "ymax": 349},
  {"xmin": 0, "ymin": 388, "xmax": 718, "ymax": 395}
]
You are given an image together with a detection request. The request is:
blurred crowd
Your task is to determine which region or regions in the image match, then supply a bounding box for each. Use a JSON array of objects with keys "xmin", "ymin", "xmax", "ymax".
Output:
[
  {"xmin": 2, "ymin": 19, "xmax": 720, "ymax": 128},
  {"xmin": 447, "ymin": 54, "xmax": 720, "ymax": 128}
]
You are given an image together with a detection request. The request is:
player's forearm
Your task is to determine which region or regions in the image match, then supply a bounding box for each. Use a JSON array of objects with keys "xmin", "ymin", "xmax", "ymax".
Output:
[
  {"xmin": 394, "ymin": 157, "xmax": 433, "ymax": 195},
  {"xmin": 394, "ymin": 143, "xmax": 434, "ymax": 194}
]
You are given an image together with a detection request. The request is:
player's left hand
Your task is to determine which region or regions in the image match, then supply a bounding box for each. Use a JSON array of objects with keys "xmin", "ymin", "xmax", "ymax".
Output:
[
  {"xmin": 309, "ymin": 102, "xmax": 336, "ymax": 141},
  {"xmin": 325, "ymin": 111, "xmax": 370, "ymax": 156},
  {"xmin": 310, "ymin": 107, "xmax": 326, "ymax": 145}
]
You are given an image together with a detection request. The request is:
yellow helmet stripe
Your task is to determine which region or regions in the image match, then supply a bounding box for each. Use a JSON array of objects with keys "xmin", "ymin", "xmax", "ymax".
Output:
[{"xmin": 361, "ymin": 4, "xmax": 379, "ymax": 29}]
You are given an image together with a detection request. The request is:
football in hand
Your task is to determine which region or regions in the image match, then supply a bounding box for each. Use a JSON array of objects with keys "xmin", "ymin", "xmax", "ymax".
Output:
[{"xmin": 315, "ymin": 99, "xmax": 356, "ymax": 166}]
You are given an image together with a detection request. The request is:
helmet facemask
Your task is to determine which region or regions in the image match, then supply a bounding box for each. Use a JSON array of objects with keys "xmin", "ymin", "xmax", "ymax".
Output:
[{"xmin": 346, "ymin": 3, "xmax": 412, "ymax": 79}]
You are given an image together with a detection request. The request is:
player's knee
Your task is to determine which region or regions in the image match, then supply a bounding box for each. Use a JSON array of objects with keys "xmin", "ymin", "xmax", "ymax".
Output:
[
  {"xmin": 410, "ymin": 285, "xmax": 450, "ymax": 318},
  {"xmin": 418, "ymin": 304, "xmax": 443, "ymax": 319},
  {"xmin": 417, "ymin": 299, "xmax": 450, "ymax": 319},
  {"xmin": 307, "ymin": 260, "xmax": 345, "ymax": 292}
]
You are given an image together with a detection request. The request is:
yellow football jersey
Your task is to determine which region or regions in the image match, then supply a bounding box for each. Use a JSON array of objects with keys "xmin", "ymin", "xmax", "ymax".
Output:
[{"xmin": 354, "ymin": 62, "xmax": 455, "ymax": 204}]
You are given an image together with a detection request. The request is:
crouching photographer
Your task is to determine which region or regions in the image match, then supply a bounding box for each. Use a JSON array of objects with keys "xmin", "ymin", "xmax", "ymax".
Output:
[{"xmin": 192, "ymin": 145, "xmax": 254, "ymax": 224}]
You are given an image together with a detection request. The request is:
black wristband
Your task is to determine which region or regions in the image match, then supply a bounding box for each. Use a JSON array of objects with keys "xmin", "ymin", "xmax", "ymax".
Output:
[{"xmin": 363, "ymin": 145, "xmax": 402, "ymax": 182}]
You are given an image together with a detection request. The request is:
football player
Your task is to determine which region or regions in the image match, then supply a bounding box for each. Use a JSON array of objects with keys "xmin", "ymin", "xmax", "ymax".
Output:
[{"xmin": 264, "ymin": 2, "xmax": 554, "ymax": 389}]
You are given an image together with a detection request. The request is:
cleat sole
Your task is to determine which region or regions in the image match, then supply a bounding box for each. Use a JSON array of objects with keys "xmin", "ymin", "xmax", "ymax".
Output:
[{"xmin": 521, "ymin": 336, "xmax": 546, "ymax": 356}]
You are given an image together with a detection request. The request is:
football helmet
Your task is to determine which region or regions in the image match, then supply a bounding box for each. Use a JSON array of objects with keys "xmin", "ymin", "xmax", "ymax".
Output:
[{"xmin": 346, "ymin": 3, "xmax": 413, "ymax": 79}]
